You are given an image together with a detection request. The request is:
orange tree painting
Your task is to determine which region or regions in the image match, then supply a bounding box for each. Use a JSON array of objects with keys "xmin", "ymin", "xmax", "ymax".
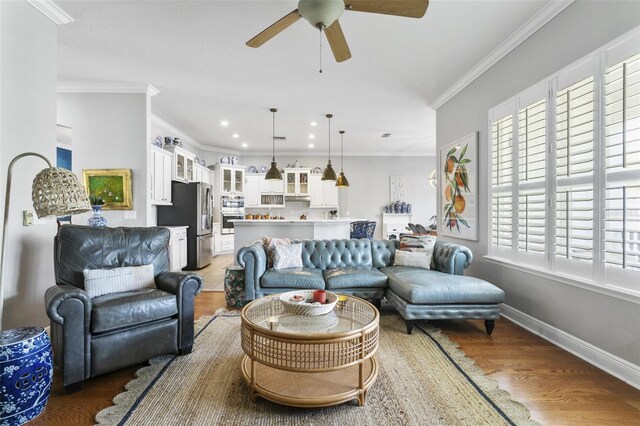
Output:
[
  {"xmin": 440, "ymin": 132, "xmax": 478, "ymax": 241},
  {"xmin": 442, "ymin": 144, "xmax": 470, "ymax": 231}
]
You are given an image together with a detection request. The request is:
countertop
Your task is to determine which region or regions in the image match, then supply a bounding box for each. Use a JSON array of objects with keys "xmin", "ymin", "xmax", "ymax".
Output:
[{"xmin": 231, "ymin": 218, "xmax": 365, "ymax": 224}]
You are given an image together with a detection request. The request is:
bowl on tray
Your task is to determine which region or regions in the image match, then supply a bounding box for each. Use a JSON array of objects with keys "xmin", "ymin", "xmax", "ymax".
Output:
[{"xmin": 279, "ymin": 290, "xmax": 338, "ymax": 316}]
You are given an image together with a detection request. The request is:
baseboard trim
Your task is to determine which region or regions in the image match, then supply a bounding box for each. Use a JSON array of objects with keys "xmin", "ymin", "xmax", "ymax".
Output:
[{"xmin": 500, "ymin": 304, "xmax": 640, "ymax": 390}]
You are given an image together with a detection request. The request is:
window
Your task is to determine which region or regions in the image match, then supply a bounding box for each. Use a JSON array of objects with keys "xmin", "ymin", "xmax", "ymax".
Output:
[{"xmin": 488, "ymin": 29, "xmax": 640, "ymax": 294}]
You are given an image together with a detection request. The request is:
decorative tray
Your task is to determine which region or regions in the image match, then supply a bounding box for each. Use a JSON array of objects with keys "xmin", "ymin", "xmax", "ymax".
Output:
[{"xmin": 279, "ymin": 290, "xmax": 338, "ymax": 316}]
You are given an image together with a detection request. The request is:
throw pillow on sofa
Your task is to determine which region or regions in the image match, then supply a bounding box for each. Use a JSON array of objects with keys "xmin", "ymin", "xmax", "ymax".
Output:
[
  {"xmin": 394, "ymin": 250, "xmax": 433, "ymax": 269},
  {"xmin": 273, "ymin": 242, "xmax": 303, "ymax": 270},
  {"xmin": 395, "ymin": 235, "xmax": 437, "ymax": 269},
  {"xmin": 83, "ymin": 264, "xmax": 155, "ymax": 298},
  {"xmin": 261, "ymin": 236, "xmax": 291, "ymax": 269}
]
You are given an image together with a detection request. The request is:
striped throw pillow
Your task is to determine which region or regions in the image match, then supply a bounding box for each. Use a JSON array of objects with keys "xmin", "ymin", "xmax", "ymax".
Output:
[{"xmin": 83, "ymin": 264, "xmax": 155, "ymax": 298}]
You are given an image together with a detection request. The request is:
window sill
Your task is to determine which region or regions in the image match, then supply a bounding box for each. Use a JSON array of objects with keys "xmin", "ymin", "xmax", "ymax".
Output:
[{"xmin": 483, "ymin": 255, "xmax": 640, "ymax": 304}]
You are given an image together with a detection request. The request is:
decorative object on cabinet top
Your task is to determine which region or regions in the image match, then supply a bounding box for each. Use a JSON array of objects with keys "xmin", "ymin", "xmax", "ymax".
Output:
[
  {"xmin": 312, "ymin": 166, "xmax": 322, "ymax": 174},
  {"xmin": 220, "ymin": 155, "xmax": 239, "ymax": 165},
  {"xmin": 259, "ymin": 165, "xmax": 267, "ymax": 173},
  {"xmin": 383, "ymin": 201, "xmax": 412, "ymax": 214},
  {"xmin": 163, "ymin": 136, "xmax": 183, "ymax": 147},
  {"xmin": 152, "ymin": 136, "xmax": 163, "ymax": 148},
  {"xmin": 247, "ymin": 166, "xmax": 259, "ymax": 174}
]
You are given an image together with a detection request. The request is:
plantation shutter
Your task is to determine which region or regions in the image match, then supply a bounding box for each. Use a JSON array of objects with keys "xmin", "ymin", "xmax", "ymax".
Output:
[
  {"xmin": 517, "ymin": 99, "xmax": 546, "ymax": 255},
  {"xmin": 491, "ymin": 115, "xmax": 514, "ymax": 250},
  {"xmin": 555, "ymin": 76, "xmax": 595, "ymax": 273},
  {"xmin": 604, "ymin": 52, "xmax": 640, "ymax": 284}
]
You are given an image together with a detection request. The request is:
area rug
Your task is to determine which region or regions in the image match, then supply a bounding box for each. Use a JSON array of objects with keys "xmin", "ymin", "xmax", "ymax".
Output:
[{"xmin": 95, "ymin": 312, "xmax": 539, "ymax": 425}]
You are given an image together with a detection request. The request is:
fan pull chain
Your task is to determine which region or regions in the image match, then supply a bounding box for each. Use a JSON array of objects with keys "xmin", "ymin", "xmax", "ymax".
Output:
[{"xmin": 319, "ymin": 28, "xmax": 323, "ymax": 74}]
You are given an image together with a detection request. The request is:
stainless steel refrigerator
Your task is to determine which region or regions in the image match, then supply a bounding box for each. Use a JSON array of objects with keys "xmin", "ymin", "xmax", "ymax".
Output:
[{"xmin": 157, "ymin": 181, "xmax": 212, "ymax": 269}]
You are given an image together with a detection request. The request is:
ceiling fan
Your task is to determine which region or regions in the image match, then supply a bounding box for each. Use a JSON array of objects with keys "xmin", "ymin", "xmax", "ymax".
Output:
[{"xmin": 246, "ymin": 0, "xmax": 430, "ymax": 63}]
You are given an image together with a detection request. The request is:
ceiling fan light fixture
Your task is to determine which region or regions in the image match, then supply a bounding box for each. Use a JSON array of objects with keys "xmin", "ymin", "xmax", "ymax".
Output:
[
  {"xmin": 265, "ymin": 108, "xmax": 283, "ymax": 181},
  {"xmin": 298, "ymin": 0, "xmax": 344, "ymax": 29}
]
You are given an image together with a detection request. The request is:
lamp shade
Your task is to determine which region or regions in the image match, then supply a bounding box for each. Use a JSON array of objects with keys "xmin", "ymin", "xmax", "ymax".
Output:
[
  {"xmin": 31, "ymin": 167, "xmax": 90, "ymax": 218},
  {"xmin": 265, "ymin": 161, "xmax": 283, "ymax": 181},
  {"xmin": 321, "ymin": 160, "xmax": 337, "ymax": 181},
  {"xmin": 335, "ymin": 171, "xmax": 350, "ymax": 187}
]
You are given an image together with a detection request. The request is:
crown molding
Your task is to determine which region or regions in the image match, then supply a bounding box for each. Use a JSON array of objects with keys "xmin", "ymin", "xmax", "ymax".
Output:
[
  {"xmin": 242, "ymin": 151, "xmax": 435, "ymax": 158},
  {"xmin": 150, "ymin": 115, "xmax": 240, "ymax": 155},
  {"xmin": 27, "ymin": 0, "xmax": 74, "ymax": 25},
  {"xmin": 57, "ymin": 83, "xmax": 159, "ymax": 96},
  {"xmin": 432, "ymin": 0, "xmax": 574, "ymax": 110}
]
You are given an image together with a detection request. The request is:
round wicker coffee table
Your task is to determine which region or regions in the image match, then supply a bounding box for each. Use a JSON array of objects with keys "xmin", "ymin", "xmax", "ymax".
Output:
[{"xmin": 240, "ymin": 294, "xmax": 380, "ymax": 407}]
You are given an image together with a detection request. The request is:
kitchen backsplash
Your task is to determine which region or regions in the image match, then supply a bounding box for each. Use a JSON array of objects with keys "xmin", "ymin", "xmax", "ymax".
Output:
[{"xmin": 245, "ymin": 202, "xmax": 336, "ymax": 220}]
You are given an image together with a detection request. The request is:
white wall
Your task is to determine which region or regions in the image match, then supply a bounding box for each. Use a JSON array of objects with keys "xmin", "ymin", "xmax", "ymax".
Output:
[
  {"xmin": 241, "ymin": 155, "xmax": 437, "ymax": 239},
  {"xmin": 57, "ymin": 93, "xmax": 149, "ymax": 227},
  {"xmin": 436, "ymin": 1, "xmax": 640, "ymax": 366},
  {"xmin": 0, "ymin": 2, "xmax": 59, "ymax": 328}
]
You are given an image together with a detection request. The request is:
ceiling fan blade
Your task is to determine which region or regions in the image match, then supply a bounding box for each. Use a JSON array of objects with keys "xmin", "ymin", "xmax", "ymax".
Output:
[
  {"xmin": 325, "ymin": 20, "xmax": 351, "ymax": 63},
  {"xmin": 246, "ymin": 9, "xmax": 301, "ymax": 48},
  {"xmin": 345, "ymin": 0, "xmax": 429, "ymax": 19}
]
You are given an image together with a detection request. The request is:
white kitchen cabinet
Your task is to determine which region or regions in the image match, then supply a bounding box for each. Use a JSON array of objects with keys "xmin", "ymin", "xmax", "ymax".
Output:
[
  {"xmin": 259, "ymin": 177, "xmax": 285, "ymax": 194},
  {"xmin": 284, "ymin": 168, "xmax": 310, "ymax": 196},
  {"xmin": 309, "ymin": 175, "xmax": 339, "ymax": 208},
  {"xmin": 216, "ymin": 164, "xmax": 245, "ymax": 195},
  {"xmin": 165, "ymin": 145, "xmax": 195, "ymax": 182},
  {"xmin": 244, "ymin": 175, "xmax": 262, "ymax": 207},
  {"xmin": 194, "ymin": 164, "xmax": 211, "ymax": 184},
  {"xmin": 167, "ymin": 226, "xmax": 188, "ymax": 271},
  {"xmin": 213, "ymin": 226, "xmax": 233, "ymax": 255},
  {"xmin": 150, "ymin": 145, "xmax": 172, "ymax": 205}
]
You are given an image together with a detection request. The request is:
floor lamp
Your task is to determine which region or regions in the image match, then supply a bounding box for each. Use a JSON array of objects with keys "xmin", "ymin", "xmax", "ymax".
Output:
[{"xmin": 0, "ymin": 152, "xmax": 90, "ymax": 330}]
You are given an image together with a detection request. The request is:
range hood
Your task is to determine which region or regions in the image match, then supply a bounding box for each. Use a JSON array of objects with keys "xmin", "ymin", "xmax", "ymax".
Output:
[{"xmin": 284, "ymin": 195, "xmax": 311, "ymax": 202}]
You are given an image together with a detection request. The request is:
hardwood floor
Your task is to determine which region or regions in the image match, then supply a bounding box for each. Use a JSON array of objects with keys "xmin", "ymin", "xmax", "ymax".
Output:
[{"xmin": 33, "ymin": 292, "xmax": 639, "ymax": 425}]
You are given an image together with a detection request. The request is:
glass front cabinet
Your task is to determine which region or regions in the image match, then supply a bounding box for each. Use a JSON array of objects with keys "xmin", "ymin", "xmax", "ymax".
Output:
[
  {"xmin": 284, "ymin": 168, "xmax": 310, "ymax": 196},
  {"xmin": 219, "ymin": 165, "xmax": 244, "ymax": 195}
]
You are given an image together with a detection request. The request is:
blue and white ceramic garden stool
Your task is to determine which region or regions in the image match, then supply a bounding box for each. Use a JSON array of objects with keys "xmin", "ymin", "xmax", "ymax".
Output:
[{"xmin": 0, "ymin": 327, "xmax": 53, "ymax": 426}]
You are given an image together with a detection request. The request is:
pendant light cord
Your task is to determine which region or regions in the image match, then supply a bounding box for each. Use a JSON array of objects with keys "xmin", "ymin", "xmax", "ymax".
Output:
[
  {"xmin": 272, "ymin": 109, "xmax": 276, "ymax": 162},
  {"xmin": 327, "ymin": 115, "xmax": 331, "ymax": 162},
  {"xmin": 340, "ymin": 131, "xmax": 344, "ymax": 172},
  {"xmin": 319, "ymin": 28, "xmax": 323, "ymax": 74}
]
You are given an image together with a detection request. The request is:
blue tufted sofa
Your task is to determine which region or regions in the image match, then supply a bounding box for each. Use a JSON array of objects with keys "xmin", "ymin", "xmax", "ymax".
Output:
[{"xmin": 236, "ymin": 238, "xmax": 505, "ymax": 335}]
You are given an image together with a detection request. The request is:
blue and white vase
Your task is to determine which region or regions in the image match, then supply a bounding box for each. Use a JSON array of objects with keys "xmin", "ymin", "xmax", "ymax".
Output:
[
  {"xmin": 0, "ymin": 327, "xmax": 53, "ymax": 426},
  {"xmin": 88, "ymin": 205, "xmax": 107, "ymax": 227}
]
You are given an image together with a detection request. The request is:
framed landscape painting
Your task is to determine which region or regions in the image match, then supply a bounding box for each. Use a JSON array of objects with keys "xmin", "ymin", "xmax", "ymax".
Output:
[
  {"xmin": 440, "ymin": 132, "xmax": 478, "ymax": 241},
  {"xmin": 82, "ymin": 169, "xmax": 133, "ymax": 210}
]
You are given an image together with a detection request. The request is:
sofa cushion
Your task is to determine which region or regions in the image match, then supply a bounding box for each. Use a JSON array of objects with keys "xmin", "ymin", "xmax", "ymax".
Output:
[
  {"xmin": 261, "ymin": 268, "xmax": 325, "ymax": 289},
  {"xmin": 323, "ymin": 267, "xmax": 388, "ymax": 289},
  {"xmin": 381, "ymin": 266, "xmax": 505, "ymax": 304},
  {"xmin": 299, "ymin": 239, "xmax": 373, "ymax": 270},
  {"xmin": 83, "ymin": 264, "xmax": 155, "ymax": 298},
  {"xmin": 91, "ymin": 288, "xmax": 178, "ymax": 333}
]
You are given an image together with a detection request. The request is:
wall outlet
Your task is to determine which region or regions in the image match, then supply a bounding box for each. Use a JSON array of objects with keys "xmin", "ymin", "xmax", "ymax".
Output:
[
  {"xmin": 124, "ymin": 211, "xmax": 137, "ymax": 220},
  {"xmin": 23, "ymin": 210, "xmax": 33, "ymax": 226}
]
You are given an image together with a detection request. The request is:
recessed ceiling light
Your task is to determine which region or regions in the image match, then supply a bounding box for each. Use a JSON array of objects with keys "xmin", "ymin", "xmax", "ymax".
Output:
[
  {"xmin": 241, "ymin": 143, "xmax": 248, "ymax": 148},
  {"xmin": 308, "ymin": 143, "xmax": 314, "ymax": 148},
  {"xmin": 220, "ymin": 120, "xmax": 229, "ymax": 126},
  {"xmin": 310, "ymin": 121, "xmax": 317, "ymax": 126},
  {"xmin": 308, "ymin": 134, "xmax": 315, "ymax": 139},
  {"xmin": 232, "ymin": 133, "xmax": 239, "ymax": 138}
]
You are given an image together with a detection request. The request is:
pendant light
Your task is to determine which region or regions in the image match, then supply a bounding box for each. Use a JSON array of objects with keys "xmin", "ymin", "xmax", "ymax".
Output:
[
  {"xmin": 265, "ymin": 107, "xmax": 283, "ymax": 181},
  {"xmin": 335, "ymin": 130, "xmax": 350, "ymax": 187},
  {"xmin": 321, "ymin": 113, "xmax": 337, "ymax": 181}
]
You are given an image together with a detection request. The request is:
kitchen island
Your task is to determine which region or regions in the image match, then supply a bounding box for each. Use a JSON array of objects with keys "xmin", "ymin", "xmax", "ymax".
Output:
[{"xmin": 232, "ymin": 218, "xmax": 365, "ymax": 257}]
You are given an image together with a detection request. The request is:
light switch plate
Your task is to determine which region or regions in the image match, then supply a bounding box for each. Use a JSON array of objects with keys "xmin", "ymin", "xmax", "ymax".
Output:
[
  {"xmin": 124, "ymin": 211, "xmax": 137, "ymax": 220},
  {"xmin": 23, "ymin": 210, "xmax": 33, "ymax": 226}
]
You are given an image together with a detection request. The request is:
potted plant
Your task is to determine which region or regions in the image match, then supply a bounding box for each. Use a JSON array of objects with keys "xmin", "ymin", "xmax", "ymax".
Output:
[{"xmin": 88, "ymin": 194, "xmax": 107, "ymax": 227}]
